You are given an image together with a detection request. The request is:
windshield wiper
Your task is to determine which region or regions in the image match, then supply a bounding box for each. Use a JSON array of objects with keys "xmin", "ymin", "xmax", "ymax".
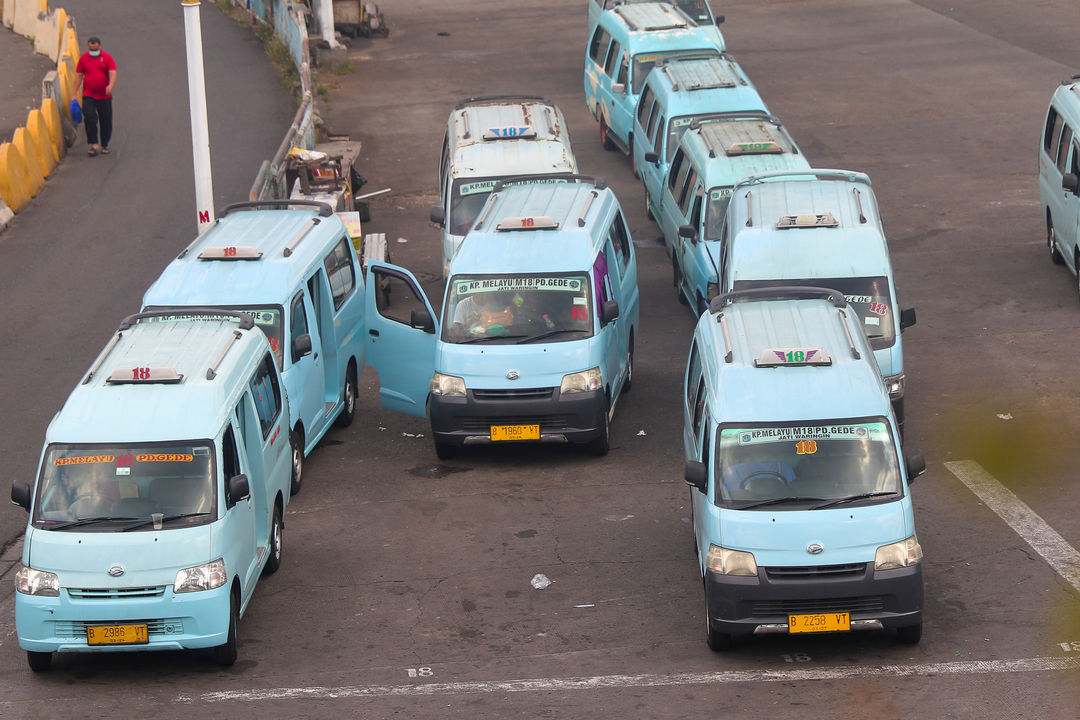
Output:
[
  {"xmin": 42, "ymin": 517, "xmax": 138, "ymax": 530},
  {"xmin": 813, "ymin": 491, "xmax": 897, "ymax": 510},
  {"xmin": 517, "ymin": 328, "xmax": 590, "ymax": 344},
  {"xmin": 456, "ymin": 334, "xmax": 528, "ymax": 344},
  {"xmin": 734, "ymin": 496, "xmax": 828, "ymax": 510},
  {"xmin": 120, "ymin": 512, "xmax": 212, "ymax": 531}
]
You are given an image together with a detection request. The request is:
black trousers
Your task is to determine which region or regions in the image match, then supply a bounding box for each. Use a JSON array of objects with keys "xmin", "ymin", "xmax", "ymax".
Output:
[{"xmin": 83, "ymin": 96, "xmax": 113, "ymax": 148}]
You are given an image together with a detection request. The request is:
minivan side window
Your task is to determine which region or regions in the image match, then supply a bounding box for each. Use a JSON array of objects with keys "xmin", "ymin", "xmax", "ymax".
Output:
[
  {"xmin": 691, "ymin": 377, "xmax": 707, "ymax": 437},
  {"xmin": 374, "ymin": 268, "xmax": 427, "ymax": 326},
  {"xmin": 615, "ymin": 55, "xmax": 629, "ymax": 89},
  {"xmin": 1045, "ymin": 107, "xmax": 1063, "ymax": 156},
  {"xmin": 686, "ymin": 340, "xmax": 701, "ymax": 404},
  {"xmin": 1057, "ymin": 125, "xmax": 1073, "ymax": 174},
  {"xmin": 604, "ymin": 40, "xmax": 622, "ymax": 77},
  {"xmin": 609, "ymin": 212, "xmax": 631, "ymax": 272},
  {"xmin": 290, "ymin": 292, "xmax": 310, "ymax": 363},
  {"xmin": 677, "ymin": 168, "xmax": 699, "ymax": 215},
  {"xmin": 589, "ymin": 27, "xmax": 611, "ymax": 64},
  {"xmin": 651, "ymin": 113, "xmax": 666, "ymax": 155},
  {"xmin": 668, "ymin": 148, "xmax": 686, "ymax": 194},
  {"xmin": 637, "ymin": 87, "xmax": 654, "ymax": 125},
  {"xmin": 250, "ymin": 353, "xmax": 283, "ymax": 438},
  {"xmin": 323, "ymin": 237, "xmax": 357, "ymax": 310}
]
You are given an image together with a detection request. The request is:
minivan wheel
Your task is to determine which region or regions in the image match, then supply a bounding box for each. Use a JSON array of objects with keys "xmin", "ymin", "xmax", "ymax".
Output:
[
  {"xmin": 704, "ymin": 584, "xmax": 732, "ymax": 651},
  {"xmin": 27, "ymin": 651, "xmax": 52, "ymax": 672},
  {"xmin": 622, "ymin": 337, "xmax": 634, "ymax": 394},
  {"xmin": 896, "ymin": 622, "xmax": 922, "ymax": 645},
  {"xmin": 334, "ymin": 367, "xmax": 357, "ymax": 428},
  {"xmin": 212, "ymin": 590, "xmax": 239, "ymax": 666},
  {"xmin": 1048, "ymin": 216, "xmax": 1064, "ymax": 265},
  {"xmin": 600, "ymin": 116, "xmax": 616, "ymax": 152},
  {"xmin": 587, "ymin": 400, "xmax": 610, "ymax": 456},
  {"xmin": 434, "ymin": 440, "xmax": 457, "ymax": 460},
  {"xmin": 263, "ymin": 501, "xmax": 283, "ymax": 575},
  {"xmin": 644, "ymin": 186, "xmax": 654, "ymax": 222},
  {"xmin": 673, "ymin": 259, "xmax": 688, "ymax": 305},
  {"xmin": 289, "ymin": 431, "xmax": 304, "ymax": 496}
]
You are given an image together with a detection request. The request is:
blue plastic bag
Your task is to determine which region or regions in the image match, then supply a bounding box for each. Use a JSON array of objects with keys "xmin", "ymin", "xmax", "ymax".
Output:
[{"xmin": 69, "ymin": 98, "xmax": 82, "ymax": 124}]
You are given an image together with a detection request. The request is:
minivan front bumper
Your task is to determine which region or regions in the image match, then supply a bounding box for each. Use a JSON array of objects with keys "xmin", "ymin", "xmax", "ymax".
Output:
[
  {"xmin": 704, "ymin": 562, "xmax": 922, "ymax": 637},
  {"xmin": 429, "ymin": 387, "xmax": 606, "ymax": 447}
]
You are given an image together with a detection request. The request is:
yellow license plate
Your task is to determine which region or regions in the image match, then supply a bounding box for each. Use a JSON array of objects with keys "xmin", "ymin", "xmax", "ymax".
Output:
[
  {"xmin": 788, "ymin": 612, "xmax": 850, "ymax": 634},
  {"xmin": 86, "ymin": 623, "xmax": 148, "ymax": 645},
  {"xmin": 490, "ymin": 424, "xmax": 540, "ymax": 441}
]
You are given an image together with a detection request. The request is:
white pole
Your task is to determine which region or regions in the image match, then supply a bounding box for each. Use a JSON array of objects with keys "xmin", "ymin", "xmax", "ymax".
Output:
[{"xmin": 182, "ymin": 0, "xmax": 215, "ymax": 234}]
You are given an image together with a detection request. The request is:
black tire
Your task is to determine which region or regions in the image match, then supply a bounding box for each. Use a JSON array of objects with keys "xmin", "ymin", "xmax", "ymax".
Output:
[
  {"xmin": 213, "ymin": 590, "xmax": 239, "ymax": 666},
  {"xmin": 896, "ymin": 622, "xmax": 922, "ymax": 645},
  {"xmin": 26, "ymin": 651, "xmax": 52, "ymax": 672},
  {"xmin": 334, "ymin": 366, "xmax": 357, "ymax": 428},
  {"xmin": 1048, "ymin": 216, "xmax": 1064, "ymax": 265},
  {"xmin": 434, "ymin": 440, "xmax": 457, "ymax": 460},
  {"xmin": 587, "ymin": 399, "xmax": 610, "ymax": 456},
  {"xmin": 263, "ymin": 501, "xmax": 283, "ymax": 575},
  {"xmin": 622, "ymin": 336, "xmax": 634, "ymax": 394},
  {"xmin": 696, "ymin": 293, "xmax": 708, "ymax": 316},
  {"xmin": 704, "ymin": 584, "xmax": 732, "ymax": 651},
  {"xmin": 644, "ymin": 186, "xmax": 654, "ymax": 222},
  {"xmin": 600, "ymin": 116, "xmax": 616, "ymax": 152},
  {"xmin": 289, "ymin": 430, "xmax": 304, "ymax": 496},
  {"xmin": 673, "ymin": 259, "xmax": 688, "ymax": 305}
]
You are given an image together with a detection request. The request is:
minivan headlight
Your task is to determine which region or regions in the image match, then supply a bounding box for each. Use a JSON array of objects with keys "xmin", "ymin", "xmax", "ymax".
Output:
[
  {"xmin": 875, "ymin": 536, "xmax": 922, "ymax": 571},
  {"xmin": 705, "ymin": 545, "xmax": 758, "ymax": 576},
  {"xmin": 884, "ymin": 373, "xmax": 905, "ymax": 399},
  {"xmin": 560, "ymin": 367, "xmax": 603, "ymax": 394},
  {"xmin": 15, "ymin": 565, "xmax": 59, "ymax": 596},
  {"xmin": 430, "ymin": 372, "xmax": 466, "ymax": 397},
  {"xmin": 174, "ymin": 559, "xmax": 227, "ymax": 593}
]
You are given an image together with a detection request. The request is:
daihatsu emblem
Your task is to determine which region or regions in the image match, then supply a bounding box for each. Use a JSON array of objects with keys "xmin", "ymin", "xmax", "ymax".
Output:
[
  {"xmin": 806, "ymin": 543, "xmax": 824, "ymax": 555},
  {"xmin": 506, "ymin": 370, "xmax": 520, "ymax": 380},
  {"xmin": 107, "ymin": 565, "xmax": 125, "ymax": 577}
]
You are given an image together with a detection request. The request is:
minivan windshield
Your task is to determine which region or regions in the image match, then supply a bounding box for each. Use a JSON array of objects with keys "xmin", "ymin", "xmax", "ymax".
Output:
[
  {"xmin": 442, "ymin": 273, "xmax": 593, "ymax": 344},
  {"xmin": 732, "ymin": 277, "xmax": 896, "ymax": 349},
  {"xmin": 714, "ymin": 421, "xmax": 901, "ymax": 509},
  {"xmin": 33, "ymin": 443, "xmax": 216, "ymax": 531}
]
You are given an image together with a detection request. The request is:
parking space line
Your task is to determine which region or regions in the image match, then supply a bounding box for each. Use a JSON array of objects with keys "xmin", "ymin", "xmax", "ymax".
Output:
[
  {"xmin": 944, "ymin": 460, "xmax": 1080, "ymax": 593},
  {"xmin": 184, "ymin": 656, "xmax": 1080, "ymax": 702}
]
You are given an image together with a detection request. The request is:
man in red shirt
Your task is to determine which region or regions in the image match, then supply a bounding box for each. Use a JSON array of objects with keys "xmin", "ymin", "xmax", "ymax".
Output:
[{"xmin": 74, "ymin": 37, "xmax": 118, "ymax": 157}]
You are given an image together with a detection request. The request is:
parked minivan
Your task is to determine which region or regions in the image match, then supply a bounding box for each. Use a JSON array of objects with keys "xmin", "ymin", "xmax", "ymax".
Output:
[
  {"xmin": 365, "ymin": 175, "xmax": 639, "ymax": 459},
  {"xmin": 142, "ymin": 200, "xmax": 367, "ymax": 495},
  {"xmin": 656, "ymin": 114, "xmax": 809, "ymax": 311},
  {"xmin": 587, "ymin": 0, "xmax": 725, "ymax": 47},
  {"xmin": 717, "ymin": 170, "xmax": 916, "ymax": 428},
  {"xmin": 633, "ymin": 54, "xmax": 768, "ymax": 216},
  {"xmin": 11, "ymin": 311, "xmax": 292, "ymax": 671},
  {"xmin": 1039, "ymin": 74, "xmax": 1080, "ymax": 295},
  {"xmin": 430, "ymin": 95, "xmax": 578, "ymax": 276},
  {"xmin": 683, "ymin": 287, "xmax": 926, "ymax": 651},
  {"xmin": 585, "ymin": 2, "xmax": 724, "ymax": 155}
]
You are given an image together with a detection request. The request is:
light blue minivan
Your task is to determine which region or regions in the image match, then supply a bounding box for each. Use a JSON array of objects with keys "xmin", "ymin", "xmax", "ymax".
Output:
[
  {"xmin": 656, "ymin": 114, "xmax": 809, "ymax": 312},
  {"xmin": 143, "ymin": 200, "xmax": 367, "ymax": 495},
  {"xmin": 683, "ymin": 287, "xmax": 926, "ymax": 651},
  {"xmin": 587, "ymin": 0, "xmax": 725, "ymax": 47},
  {"xmin": 1039, "ymin": 74, "xmax": 1080, "ymax": 293},
  {"xmin": 585, "ymin": 2, "xmax": 724, "ymax": 155},
  {"xmin": 11, "ymin": 312, "xmax": 292, "ymax": 671},
  {"xmin": 632, "ymin": 54, "xmax": 768, "ymax": 217},
  {"xmin": 718, "ymin": 170, "xmax": 916, "ymax": 428},
  {"xmin": 364, "ymin": 175, "xmax": 639, "ymax": 459}
]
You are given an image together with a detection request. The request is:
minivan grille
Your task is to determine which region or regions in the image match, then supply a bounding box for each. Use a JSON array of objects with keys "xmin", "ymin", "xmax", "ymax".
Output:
[
  {"xmin": 765, "ymin": 563, "xmax": 867, "ymax": 580},
  {"xmin": 751, "ymin": 596, "xmax": 885, "ymax": 616},
  {"xmin": 53, "ymin": 618, "xmax": 185, "ymax": 639},
  {"xmin": 472, "ymin": 387, "xmax": 554, "ymax": 400},
  {"xmin": 68, "ymin": 586, "xmax": 167, "ymax": 600},
  {"xmin": 461, "ymin": 415, "xmax": 569, "ymax": 431}
]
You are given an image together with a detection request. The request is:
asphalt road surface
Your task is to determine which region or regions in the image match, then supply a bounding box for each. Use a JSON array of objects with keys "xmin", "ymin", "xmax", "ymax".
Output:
[{"xmin": 2, "ymin": 1, "xmax": 1080, "ymax": 717}]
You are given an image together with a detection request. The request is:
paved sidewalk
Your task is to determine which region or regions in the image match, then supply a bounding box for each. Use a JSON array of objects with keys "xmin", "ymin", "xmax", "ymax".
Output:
[{"xmin": 0, "ymin": 24, "xmax": 57, "ymax": 145}]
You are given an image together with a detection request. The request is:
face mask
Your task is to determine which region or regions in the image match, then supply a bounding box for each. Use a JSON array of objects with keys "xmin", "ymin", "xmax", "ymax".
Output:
[{"xmin": 89, "ymin": 49, "xmax": 101, "ymax": 57}]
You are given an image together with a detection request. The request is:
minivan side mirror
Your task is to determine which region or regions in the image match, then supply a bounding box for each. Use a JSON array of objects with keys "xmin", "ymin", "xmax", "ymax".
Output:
[
  {"xmin": 1063, "ymin": 174, "xmax": 1079, "ymax": 195},
  {"xmin": 227, "ymin": 474, "xmax": 250, "ymax": 508},
  {"xmin": 602, "ymin": 299, "xmax": 620, "ymax": 324},
  {"xmin": 429, "ymin": 204, "xmax": 445, "ymax": 227},
  {"xmin": 904, "ymin": 450, "xmax": 926, "ymax": 484},
  {"xmin": 411, "ymin": 308, "xmax": 435, "ymax": 333},
  {"xmin": 900, "ymin": 307, "xmax": 916, "ymax": 331},
  {"xmin": 292, "ymin": 333, "xmax": 313, "ymax": 361},
  {"xmin": 678, "ymin": 224, "xmax": 697, "ymax": 243},
  {"xmin": 716, "ymin": 15, "xmax": 725, "ymax": 25},
  {"xmin": 11, "ymin": 482, "xmax": 31, "ymax": 512},
  {"xmin": 684, "ymin": 461, "xmax": 707, "ymax": 493},
  {"xmin": 645, "ymin": 151, "xmax": 659, "ymax": 165},
  {"xmin": 612, "ymin": 82, "xmax": 626, "ymax": 95}
]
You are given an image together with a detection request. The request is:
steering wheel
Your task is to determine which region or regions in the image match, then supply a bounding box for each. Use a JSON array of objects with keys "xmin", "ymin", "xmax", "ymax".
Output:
[{"xmin": 738, "ymin": 470, "xmax": 789, "ymax": 495}]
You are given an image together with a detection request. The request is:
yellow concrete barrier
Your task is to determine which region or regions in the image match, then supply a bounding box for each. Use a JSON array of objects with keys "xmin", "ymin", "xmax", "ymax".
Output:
[
  {"xmin": 0, "ymin": 143, "xmax": 33, "ymax": 213},
  {"xmin": 58, "ymin": 58, "xmax": 75, "ymax": 114},
  {"xmin": 13, "ymin": 127, "xmax": 45, "ymax": 197},
  {"xmin": 41, "ymin": 97, "xmax": 65, "ymax": 160},
  {"xmin": 27, "ymin": 108, "xmax": 58, "ymax": 172}
]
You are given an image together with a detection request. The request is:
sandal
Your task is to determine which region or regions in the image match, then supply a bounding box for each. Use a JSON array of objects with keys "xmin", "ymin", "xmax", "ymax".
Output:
[
  {"xmin": 87, "ymin": 146, "xmax": 99, "ymax": 157},
  {"xmin": 101, "ymin": 147, "xmax": 110, "ymax": 154}
]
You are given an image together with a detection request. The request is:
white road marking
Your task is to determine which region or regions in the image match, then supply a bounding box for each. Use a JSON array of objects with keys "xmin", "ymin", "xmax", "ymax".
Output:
[
  {"xmin": 944, "ymin": 460, "xmax": 1080, "ymax": 593},
  {"xmin": 186, "ymin": 656, "xmax": 1080, "ymax": 702}
]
